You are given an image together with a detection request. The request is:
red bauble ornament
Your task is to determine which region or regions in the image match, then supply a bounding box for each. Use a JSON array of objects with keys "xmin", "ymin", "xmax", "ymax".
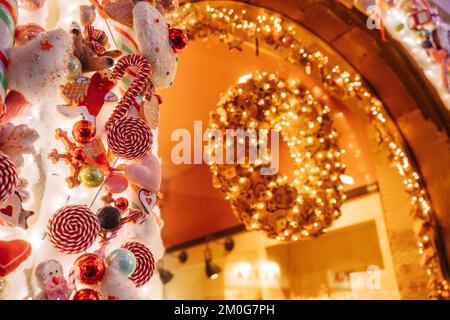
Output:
[
  {"xmin": 114, "ymin": 197, "xmax": 129, "ymax": 211},
  {"xmin": 73, "ymin": 288, "xmax": 100, "ymax": 300},
  {"xmin": 169, "ymin": 28, "xmax": 188, "ymax": 52},
  {"xmin": 71, "ymin": 148, "xmax": 87, "ymax": 164},
  {"xmin": 72, "ymin": 120, "xmax": 96, "ymax": 144},
  {"xmin": 74, "ymin": 253, "xmax": 106, "ymax": 285}
]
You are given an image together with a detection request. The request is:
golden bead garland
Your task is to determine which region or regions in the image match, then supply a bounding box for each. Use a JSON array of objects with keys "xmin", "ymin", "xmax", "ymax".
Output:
[
  {"xmin": 207, "ymin": 71, "xmax": 346, "ymax": 241},
  {"xmin": 174, "ymin": 1, "xmax": 449, "ymax": 299}
]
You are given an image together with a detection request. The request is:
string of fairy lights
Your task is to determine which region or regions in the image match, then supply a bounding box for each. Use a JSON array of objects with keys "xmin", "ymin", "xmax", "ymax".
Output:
[{"xmin": 172, "ymin": 1, "xmax": 449, "ymax": 299}]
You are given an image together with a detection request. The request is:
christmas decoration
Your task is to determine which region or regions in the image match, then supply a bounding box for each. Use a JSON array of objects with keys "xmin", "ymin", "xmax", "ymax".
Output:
[
  {"xmin": 124, "ymin": 153, "xmax": 161, "ymax": 193},
  {"xmin": 0, "ymin": 151, "xmax": 18, "ymax": 204},
  {"xmin": 0, "ymin": 0, "xmax": 17, "ymax": 119},
  {"xmin": 114, "ymin": 197, "xmax": 129, "ymax": 211},
  {"xmin": 0, "ymin": 0, "xmax": 177, "ymax": 300},
  {"xmin": 7, "ymin": 28, "xmax": 72, "ymax": 104},
  {"xmin": 107, "ymin": 248, "xmax": 136, "ymax": 277},
  {"xmin": 207, "ymin": 72, "xmax": 345, "ymax": 240},
  {"xmin": 72, "ymin": 120, "xmax": 97, "ymax": 145},
  {"xmin": 106, "ymin": 116, "xmax": 152, "ymax": 160},
  {"xmin": 133, "ymin": 1, "xmax": 178, "ymax": 88},
  {"xmin": 97, "ymin": 205, "xmax": 121, "ymax": 231},
  {"xmin": 172, "ymin": 1, "xmax": 449, "ymax": 299},
  {"xmin": 34, "ymin": 260, "xmax": 70, "ymax": 300},
  {"xmin": 122, "ymin": 242, "xmax": 155, "ymax": 288},
  {"xmin": 169, "ymin": 28, "xmax": 188, "ymax": 52},
  {"xmin": 71, "ymin": 22, "xmax": 122, "ymax": 73},
  {"xmin": 0, "ymin": 192, "xmax": 34, "ymax": 229},
  {"xmin": 59, "ymin": 70, "xmax": 118, "ymax": 122},
  {"xmin": 0, "ymin": 239, "xmax": 31, "ymax": 277},
  {"xmin": 0, "ymin": 122, "xmax": 39, "ymax": 168},
  {"xmin": 72, "ymin": 288, "xmax": 100, "ymax": 300},
  {"xmin": 104, "ymin": 172, "xmax": 129, "ymax": 194},
  {"xmin": 15, "ymin": 23, "xmax": 45, "ymax": 46},
  {"xmin": 47, "ymin": 205, "xmax": 100, "ymax": 254},
  {"xmin": 140, "ymin": 94, "xmax": 160, "ymax": 130},
  {"xmin": 78, "ymin": 164, "xmax": 105, "ymax": 188},
  {"xmin": 73, "ymin": 253, "xmax": 105, "ymax": 285}
]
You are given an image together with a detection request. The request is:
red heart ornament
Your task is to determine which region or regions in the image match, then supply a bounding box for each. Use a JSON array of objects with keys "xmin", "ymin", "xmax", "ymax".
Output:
[
  {"xmin": 0, "ymin": 240, "xmax": 32, "ymax": 277},
  {"xmin": 0, "ymin": 206, "xmax": 13, "ymax": 217}
]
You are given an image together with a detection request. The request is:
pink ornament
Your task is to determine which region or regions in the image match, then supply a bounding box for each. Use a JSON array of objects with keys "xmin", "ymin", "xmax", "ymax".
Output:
[
  {"xmin": 105, "ymin": 172, "xmax": 129, "ymax": 194},
  {"xmin": 124, "ymin": 153, "xmax": 161, "ymax": 193},
  {"xmin": 0, "ymin": 91, "xmax": 32, "ymax": 127}
]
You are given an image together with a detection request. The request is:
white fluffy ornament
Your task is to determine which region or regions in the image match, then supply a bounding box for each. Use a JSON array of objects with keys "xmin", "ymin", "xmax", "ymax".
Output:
[
  {"xmin": 100, "ymin": 267, "xmax": 139, "ymax": 300},
  {"xmin": 7, "ymin": 28, "xmax": 72, "ymax": 104},
  {"xmin": 133, "ymin": 1, "xmax": 178, "ymax": 89}
]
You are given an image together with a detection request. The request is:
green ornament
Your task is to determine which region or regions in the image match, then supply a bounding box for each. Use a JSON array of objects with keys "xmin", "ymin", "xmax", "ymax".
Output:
[
  {"xmin": 395, "ymin": 23, "xmax": 404, "ymax": 33},
  {"xmin": 78, "ymin": 164, "xmax": 104, "ymax": 188}
]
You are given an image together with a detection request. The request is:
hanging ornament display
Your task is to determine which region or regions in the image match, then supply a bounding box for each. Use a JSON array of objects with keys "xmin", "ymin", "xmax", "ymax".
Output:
[
  {"xmin": 73, "ymin": 253, "xmax": 106, "ymax": 285},
  {"xmin": 47, "ymin": 205, "xmax": 100, "ymax": 254},
  {"xmin": 122, "ymin": 242, "xmax": 155, "ymax": 288},
  {"xmin": 207, "ymin": 72, "xmax": 345, "ymax": 240}
]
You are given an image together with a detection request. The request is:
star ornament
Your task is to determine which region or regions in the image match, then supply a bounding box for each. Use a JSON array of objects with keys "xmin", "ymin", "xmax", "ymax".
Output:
[{"xmin": 40, "ymin": 40, "xmax": 54, "ymax": 51}]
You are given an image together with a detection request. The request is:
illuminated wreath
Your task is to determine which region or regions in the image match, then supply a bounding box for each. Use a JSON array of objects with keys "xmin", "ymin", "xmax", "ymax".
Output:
[{"xmin": 206, "ymin": 72, "xmax": 346, "ymax": 241}]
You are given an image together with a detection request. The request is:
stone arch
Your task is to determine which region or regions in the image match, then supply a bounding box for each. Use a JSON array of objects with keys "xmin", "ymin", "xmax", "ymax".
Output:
[{"xmin": 174, "ymin": 0, "xmax": 450, "ymax": 298}]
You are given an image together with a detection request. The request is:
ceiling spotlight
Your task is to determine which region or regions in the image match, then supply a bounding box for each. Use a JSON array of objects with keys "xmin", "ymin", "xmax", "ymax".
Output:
[
  {"xmin": 178, "ymin": 250, "xmax": 188, "ymax": 263},
  {"xmin": 204, "ymin": 247, "xmax": 221, "ymax": 279},
  {"xmin": 224, "ymin": 237, "xmax": 235, "ymax": 252},
  {"xmin": 158, "ymin": 267, "xmax": 174, "ymax": 284}
]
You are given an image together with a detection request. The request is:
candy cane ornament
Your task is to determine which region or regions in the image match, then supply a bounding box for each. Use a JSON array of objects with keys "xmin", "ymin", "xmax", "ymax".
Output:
[
  {"xmin": 47, "ymin": 205, "xmax": 100, "ymax": 254},
  {"xmin": 122, "ymin": 241, "xmax": 155, "ymax": 287},
  {"xmin": 106, "ymin": 55, "xmax": 153, "ymax": 160},
  {"xmin": 0, "ymin": 151, "xmax": 18, "ymax": 204}
]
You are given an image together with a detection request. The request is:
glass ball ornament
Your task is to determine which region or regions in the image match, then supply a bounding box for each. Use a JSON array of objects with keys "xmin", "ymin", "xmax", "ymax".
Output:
[
  {"xmin": 107, "ymin": 249, "xmax": 137, "ymax": 277},
  {"xmin": 74, "ymin": 253, "xmax": 106, "ymax": 286},
  {"xmin": 114, "ymin": 197, "xmax": 129, "ymax": 211},
  {"xmin": 78, "ymin": 164, "xmax": 104, "ymax": 188},
  {"xmin": 67, "ymin": 56, "xmax": 83, "ymax": 81},
  {"xmin": 0, "ymin": 278, "xmax": 8, "ymax": 299},
  {"xmin": 72, "ymin": 288, "xmax": 100, "ymax": 300},
  {"xmin": 72, "ymin": 120, "xmax": 96, "ymax": 144},
  {"xmin": 71, "ymin": 148, "xmax": 87, "ymax": 165},
  {"xmin": 97, "ymin": 206, "xmax": 121, "ymax": 231}
]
